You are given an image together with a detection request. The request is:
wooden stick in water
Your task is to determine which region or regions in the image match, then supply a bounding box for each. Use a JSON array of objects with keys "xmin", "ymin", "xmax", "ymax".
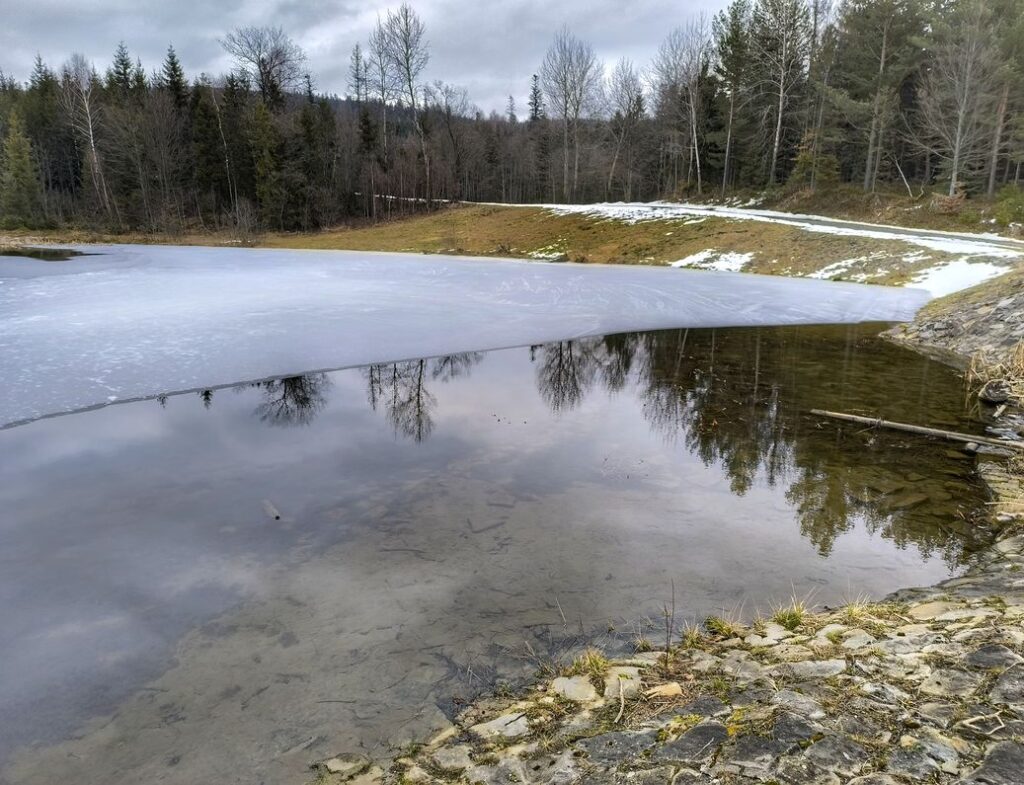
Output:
[{"xmin": 810, "ymin": 409, "xmax": 1024, "ymax": 451}]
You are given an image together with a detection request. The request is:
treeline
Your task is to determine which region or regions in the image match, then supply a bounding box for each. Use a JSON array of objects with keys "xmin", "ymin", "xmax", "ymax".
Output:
[{"xmin": 0, "ymin": 0, "xmax": 1022, "ymax": 233}]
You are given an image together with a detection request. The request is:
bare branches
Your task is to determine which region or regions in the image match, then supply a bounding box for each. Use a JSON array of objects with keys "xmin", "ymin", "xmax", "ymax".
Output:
[
  {"xmin": 540, "ymin": 26, "xmax": 602, "ymax": 200},
  {"xmin": 383, "ymin": 3, "xmax": 429, "ymax": 113},
  {"xmin": 219, "ymin": 26, "xmax": 306, "ymax": 107},
  {"xmin": 383, "ymin": 3, "xmax": 432, "ymax": 201},
  {"xmin": 912, "ymin": 0, "xmax": 999, "ymax": 195}
]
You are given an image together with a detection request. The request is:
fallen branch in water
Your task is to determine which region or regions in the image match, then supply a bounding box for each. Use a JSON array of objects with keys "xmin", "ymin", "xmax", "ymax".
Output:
[{"xmin": 810, "ymin": 409, "xmax": 1024, "ymax": 451}]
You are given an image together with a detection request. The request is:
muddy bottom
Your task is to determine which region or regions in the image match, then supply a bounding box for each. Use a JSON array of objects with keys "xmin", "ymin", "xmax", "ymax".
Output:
[{"xmin": 0, "ymin": 324, "xmax": 993, "ymax": 785}]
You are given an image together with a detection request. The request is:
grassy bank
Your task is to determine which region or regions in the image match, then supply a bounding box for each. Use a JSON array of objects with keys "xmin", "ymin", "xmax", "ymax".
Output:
[
  {"xmin": 764, "ymin": 185, "xmax": 1018, "ymax": 232},
  {"xmin": 262, "ymin": 204, "xmax": 961, "ymax": 285}
]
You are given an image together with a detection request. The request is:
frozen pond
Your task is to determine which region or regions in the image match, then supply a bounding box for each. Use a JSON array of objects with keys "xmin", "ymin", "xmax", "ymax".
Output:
[
  {"xmin": 1, "ymin": 322, "xmax": 993, "ymax": 785},
  {"xmin": 0, "ymin": 246, "xmax": 976, "ymax": 784},
  {"xmin": 0, "ymin": 245, "xmax": 928, "ymax": 429}
]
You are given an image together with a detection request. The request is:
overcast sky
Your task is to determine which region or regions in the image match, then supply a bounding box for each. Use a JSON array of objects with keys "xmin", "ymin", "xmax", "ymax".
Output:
[{"xmin": 1, "ymin": 0, "xmax": 729, "ymax": 113}]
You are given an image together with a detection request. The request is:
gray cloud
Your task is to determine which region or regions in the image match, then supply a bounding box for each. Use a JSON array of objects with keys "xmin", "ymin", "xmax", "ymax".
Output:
[{"xmin": 1, "ymin": 0, "xmax": 727, "ymax": 112}]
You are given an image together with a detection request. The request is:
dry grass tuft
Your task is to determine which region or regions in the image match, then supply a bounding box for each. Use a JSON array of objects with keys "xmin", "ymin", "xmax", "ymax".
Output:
[{"xmin": 967, "ymin": 341, "xmax": 1024, "ymax": 407}]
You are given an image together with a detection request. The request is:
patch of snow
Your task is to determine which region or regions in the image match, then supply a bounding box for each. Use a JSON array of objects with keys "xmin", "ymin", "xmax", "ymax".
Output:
[
  {"xmin": 0, "ymin": 244, "xmax": 929, "ymax": 429},
  {"xmin": 498, "ymin": 200, "xmax": 1024, "ymax": 260},
  {"xmin": 528, "ymin": 241, "xmax": 567, "ymax": 260},
  {"xmin": 807, "ymin": 259, "xmax": 860, "ymax": 279},
  {"xmin": 907, "ymin": 260, "xmax": 1009, "ymax": 297},
  {"xmin": 901, "ymin": 251, "xmax": 932, "ymax": 265},
  {"xmin": 670, "ymin": 250, "xmax": 754, "ymax": 272}
]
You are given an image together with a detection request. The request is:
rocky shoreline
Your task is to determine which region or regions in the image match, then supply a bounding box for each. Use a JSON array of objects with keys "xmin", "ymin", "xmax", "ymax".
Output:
[
  {"xmin": 312, "ymin": 525, "xmax": 1024, "ymax": 785},
  {"xmin": 887, "ymin": 269, "xmax": 1024, "ymax": 366}
]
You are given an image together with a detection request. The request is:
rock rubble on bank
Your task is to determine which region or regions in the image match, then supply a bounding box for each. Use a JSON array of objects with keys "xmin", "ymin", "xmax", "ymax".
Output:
[{"xmin": 311, "ymin": 529, "xmax": 1024, "ymax": 785}]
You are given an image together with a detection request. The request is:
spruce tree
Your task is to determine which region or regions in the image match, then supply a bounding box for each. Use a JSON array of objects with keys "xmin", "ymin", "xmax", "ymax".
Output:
[
  {"xmin": 0, "ymin": 112, "xmax": 44, "ymax": 227},
  {"xmin": 106, "ymin": 42, "xmax": 134, "ymax": 95},
  {"xmin": 528, "ymin": 74, "xmax": 545, "ymax": 122},
  {"xmin": 161, "ymin": 46, "xmax": 188, "ymax": 108}
]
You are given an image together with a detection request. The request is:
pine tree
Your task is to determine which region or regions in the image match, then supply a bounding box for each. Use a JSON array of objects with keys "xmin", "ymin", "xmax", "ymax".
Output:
[
  {"xmin": 0, "ymin": 112, "xmax": 45, "ymax": 227},
  {"xmin": 161, "ymin": 46, "xmax": 188, "ymax": 108}
]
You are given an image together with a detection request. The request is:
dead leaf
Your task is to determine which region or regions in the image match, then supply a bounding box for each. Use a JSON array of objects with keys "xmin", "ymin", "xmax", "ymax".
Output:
[{"xmin": 644, "ymin": 682, "xmax": 682, "ymax": 698}]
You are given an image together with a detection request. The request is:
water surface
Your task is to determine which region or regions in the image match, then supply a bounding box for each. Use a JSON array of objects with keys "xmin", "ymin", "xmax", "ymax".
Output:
[{"xmin": 1, "ymin": 325, "xmax": 990, "ymax": 785}]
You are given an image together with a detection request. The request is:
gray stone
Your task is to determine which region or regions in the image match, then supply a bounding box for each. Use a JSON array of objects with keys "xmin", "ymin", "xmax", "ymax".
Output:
[
  {"xmin": 348, "ymin": 766, "xmax": 384, "ymax": 785},
  {"xmin": 721, "ymin": 651, "xmax": 767, "ymax": 680},
  {"xmin": 323, "ymin": 755, "xmax": 369, "ymax": 777},
  {"xmin": 725, "ymin": 734, "xmax": 793, "ymax": 774},
  {"xmin": 470, "ymin": 712, "xmax": 531, "ymax": 739},
  {"xmin": 603, "ymin": 667, "xmax": 642, "ymax": 699},
  {"xmin": 842, "ymin": 630, "xmax": 877, "ymax": 650},
  {"xmin": 804, "ymin": 736, "xmax": 871, "ymax": 777},
  {"xmin": 889, "ymin": 732, "xmax": 961, "ymax": 777},
  {"xmin": 651, "ymin": 722, "xmax": 729, "ymax": 765},
  {"xmin": 920, "ymin": 668, "xmax": 982, "ymax": 698},
  {"xmin": 772, "ymin": 689, "xmax": 827, "ymax": 720},
  {"xmin": 990, "ymin": 663, "xmax": 1024, "ymax": 707},
  {"xmin": 908, "ymin": 600, "xmax": 963, "ymax": 620},
  {"xmin": 785, "ymin": 659, "xmax": 847, "ymax": 680},
  {"xmin": 517, "ymin": 749, "xmax": 580, "ymax": 785},
  {"xmin": 577, "ymin": 730, "xmax": 659, "ymax": 764},
  {"xmin": 671, "ymin": 695, "xmax": 729, "ymax": 719},
  {"xmin": 431, "ymin": 744, "xmax": 474, "ymax": 770},
  {"xmin": 959, "ymin": 741, "xmax": 1024, "ymax": 784},
  {"xmin": 968, "ymin": 644, "xmax": 1024, "ymax": 670},
  {"xmin": 772, "ymin": 712, "xmax": 823, "ymax": 745},
  {"xmin": 550, "ymin": 675, "xmax": 599, "ymax": 703},
  {"xmin": 955, "ymin": 715, "xmax": 1024, "ymax": 741},
  {"xmin": 619, "ymin": 766, "xmax": 689, "ymax": 784},
  {"xmin": 773, "ymin": 756, "xmax": 842, "ymax": 785},
  {"xmin": 888, "ymin": 746, "xmax": 943, "ymax": 779},
  {"xmin": 688, "ymin": 651, "xmax": 720, "ymax": 673},
  {"xmin": 847, "ymin": 777, "xmax": 901, "ymax": 785},
  {"xmin": 918, "ymin": 701, "xmax": 959, "ymax": 729}
]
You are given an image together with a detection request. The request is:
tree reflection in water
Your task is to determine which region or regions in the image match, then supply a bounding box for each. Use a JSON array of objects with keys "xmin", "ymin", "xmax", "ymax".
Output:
[
  {"xmin": 533, "ymin": 327, "xmax": 990, "ymax": 566},
  {"xmin": 252, "ymin": 373, "xmax": 331, "ymax": 426},
  {"xmin": 364, "ymin": 353, "xmax": 484, "ymax": 442},
  {"xmin": 192, "ymin": 328, "xmax": 986, "ymax": 566}
]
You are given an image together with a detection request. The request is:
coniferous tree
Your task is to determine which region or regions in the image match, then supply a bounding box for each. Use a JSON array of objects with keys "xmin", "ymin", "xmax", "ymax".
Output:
[
  {"xmin": 161, "ymin": 46, "xmax": 188, "ymax": 109},
  {"xmin": 0, "ymin": 111, "xmax": 44, "ymax": 227},
  {"xmin": 106, "ymin": 42, "xmax": 134, "ymax": 96},
  {"xmin": 528, "ymin": 75, "xmax": 545, "ymax": 122}
]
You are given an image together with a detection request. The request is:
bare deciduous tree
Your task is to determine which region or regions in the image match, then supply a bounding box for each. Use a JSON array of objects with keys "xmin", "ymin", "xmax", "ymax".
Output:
[
  {"xmin": 914, "ymin": 0, "xmax": 997, "ymax": 195},
  {"xmin": 368, "ymin": 16, "xmax": 397, "ymax": 163},
  {"xmin": 541, "ymin": 26, "xmax": 602, "ymax": 201},
  {"xmin": 60, "ymin": 53, "xmax": 113, "ymax": 220},
  {"xmin": 605, "ymin": 59, "xmax": 645, "ymax": 199},
  {"xmin": 654, "ymin": 18, "xmax": 712, "ymax": 194},
  {"xmin": 751, "ymin": 0, "xmax": 811, "ymax": 185},
  {"xmin": 385, "ymin": 3, "xmax": 432, "ymax": 202},
  {"xmin": 219, "ymin": 26, "xmax": 306, "ymax": 106}
]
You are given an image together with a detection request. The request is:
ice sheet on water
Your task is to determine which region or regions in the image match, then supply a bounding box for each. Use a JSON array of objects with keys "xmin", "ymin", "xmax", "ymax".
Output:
[{"xmin": 0, "ymin": 245, "xmax": 930, "ymax": 428}]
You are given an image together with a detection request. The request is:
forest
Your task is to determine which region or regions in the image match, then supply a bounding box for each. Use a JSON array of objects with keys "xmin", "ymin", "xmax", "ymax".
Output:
[{"xmin": 0, "ymin": 0, "xmax": 1022, "ymax": 234}]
